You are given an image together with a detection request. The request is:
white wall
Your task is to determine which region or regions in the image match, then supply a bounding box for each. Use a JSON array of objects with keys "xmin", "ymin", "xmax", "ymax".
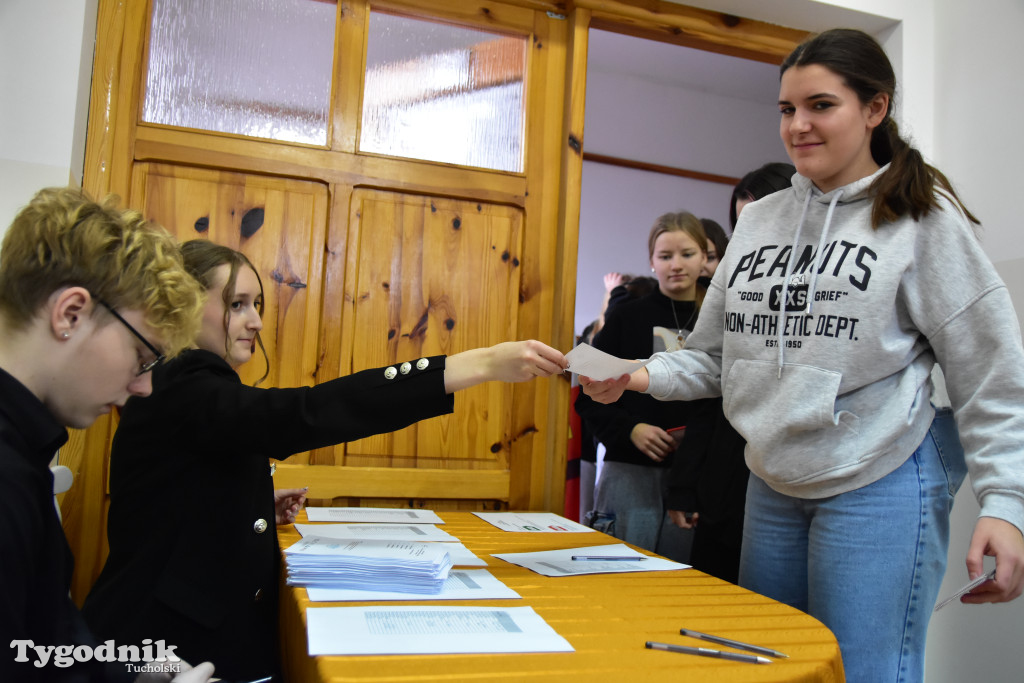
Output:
[
  {"xmin": 0, "ymin": 0, "xmax": 97, "ymax": 235},
  {"xmin": 575, "ymin": 63, "xmax": 786, "ymax": 335}
]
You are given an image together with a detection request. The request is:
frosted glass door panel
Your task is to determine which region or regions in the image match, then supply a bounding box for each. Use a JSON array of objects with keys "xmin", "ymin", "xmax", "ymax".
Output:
[
  {"xmin": 360, "ymin": 12, "xmax": 526, "ymax": 173},
  {"xmin": 143, "ymin": 0, "xmax": 335, "ymax": 145}
]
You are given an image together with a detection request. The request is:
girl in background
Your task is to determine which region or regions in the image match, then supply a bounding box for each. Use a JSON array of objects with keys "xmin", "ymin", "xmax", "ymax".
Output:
[{"xmin": 575, "ymin": 212, "xmax": 709, "ymax": 562}]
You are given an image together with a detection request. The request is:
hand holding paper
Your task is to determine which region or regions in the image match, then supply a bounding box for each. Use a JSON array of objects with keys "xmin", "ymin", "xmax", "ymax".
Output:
[{"xmin": 566, "ymin": 343, "xmax": 651, "ymax": 381}]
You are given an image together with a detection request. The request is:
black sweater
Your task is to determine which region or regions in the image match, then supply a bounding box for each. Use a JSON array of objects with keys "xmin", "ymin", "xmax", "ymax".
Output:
[{"xmin": 574, "ymin": 289, "xmax": 708, "ymax": 468}]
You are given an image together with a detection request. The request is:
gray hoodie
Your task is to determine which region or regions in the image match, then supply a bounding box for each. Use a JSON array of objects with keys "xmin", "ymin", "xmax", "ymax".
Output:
[{"xmin": 644, "ymin": 166, "xmax": 1024, "ymax": 533}]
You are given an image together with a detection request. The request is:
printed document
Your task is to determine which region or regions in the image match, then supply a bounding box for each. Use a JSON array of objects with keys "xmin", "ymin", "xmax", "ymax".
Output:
[
  {"xmin": 305, "ymin": 507, "xmax": 445, "ymax": 524},
  {"xmin": 472, "ymin": 512, "xmax": 594, "ymax": 533},
  {"xmin": 306, "ymin": 569, "xmax": 519, "ymax": 602},
  {"xmin": 565, "ymin": 343, "xmax": 652, "ymax": 381},
  {"xmin": 294, "ymin": 523, "xmax": 457, "ymax": 542},
  {"xmin": 493, "ymin": 543, "xmax": 689, "ymax": 577},
  {"xmin": 306, "ymin": 606, "xmax": 574, "ymax": 655}
]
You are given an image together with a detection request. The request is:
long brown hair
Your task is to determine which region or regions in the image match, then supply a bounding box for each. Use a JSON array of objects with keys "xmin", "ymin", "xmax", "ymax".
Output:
[
  {"xmin": 180, "ymin": 239, "xmax": 269, "ymax": 384},
  {"xmin": 781, "ymin": 29, "xmax": 979, "ymax": 228}
]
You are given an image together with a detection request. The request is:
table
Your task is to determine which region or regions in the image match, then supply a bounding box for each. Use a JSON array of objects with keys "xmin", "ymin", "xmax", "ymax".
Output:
[{"xmin": 278, "ymin": 511, "xmax": 845, "ymax": 682}]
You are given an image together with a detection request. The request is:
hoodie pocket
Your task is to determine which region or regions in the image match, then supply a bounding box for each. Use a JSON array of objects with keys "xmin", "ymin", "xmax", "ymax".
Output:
[{"xmin": 723, "ymin": 360, "xmax": 858, "ymax": 480}]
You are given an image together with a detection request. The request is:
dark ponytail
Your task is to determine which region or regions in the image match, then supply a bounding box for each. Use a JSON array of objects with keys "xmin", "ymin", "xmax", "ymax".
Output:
[{"xmin": 782, "ymin": 29, "xmax": 979, "ymax": 228}]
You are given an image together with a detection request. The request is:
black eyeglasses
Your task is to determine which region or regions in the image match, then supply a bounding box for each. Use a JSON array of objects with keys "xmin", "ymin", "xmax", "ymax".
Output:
[{"xmin": 98, "ymin": 300, "xmax": 166, "ymax": 375}]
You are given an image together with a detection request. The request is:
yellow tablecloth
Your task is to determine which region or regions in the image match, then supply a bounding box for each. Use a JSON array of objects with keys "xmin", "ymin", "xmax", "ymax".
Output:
[{"xmin": 278, "ymin": 511, "xmax": 844, "ymax": 682}]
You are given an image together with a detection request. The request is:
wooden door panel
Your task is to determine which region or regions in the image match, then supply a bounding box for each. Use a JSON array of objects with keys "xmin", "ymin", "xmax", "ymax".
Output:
[{"xmin": 342, "ymin": 191, "xmax": 523, "ymax": 469}]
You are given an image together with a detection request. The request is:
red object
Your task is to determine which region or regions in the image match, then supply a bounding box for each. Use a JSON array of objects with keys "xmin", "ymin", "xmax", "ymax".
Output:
[{"xmin": 564, "ymin": 386, "xmax": 582, "ymax": 521}]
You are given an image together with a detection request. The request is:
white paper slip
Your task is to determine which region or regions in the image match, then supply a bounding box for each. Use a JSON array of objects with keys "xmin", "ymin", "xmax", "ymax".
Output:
[
  {"xmin": 305, "ymin": 507, "xmax": 445, "ymax": 524},
  {"xmin": 306, "ymin": 606, "xmax": 574, "ymax": 655},
  {"xmin": 294, "ymin": 523, "xmax": 457, "ymax": 542},
  {"xmin": 306, "ymin": 569, "xmax": 519, "ymax": 602},
  {"xmin": 472, "ymin": 512, "xmax": 594, "ymax": 533},
  {"xmin": 934, "ymin": 569, "xmax": 997, "ymax": 611},
  {"xmin": 565, "ymin": 343, "xmax": 652, "ymax": 381},
  {"xmin": 492, "ymin": 543, "xmax": 689, "ymax": 577}
]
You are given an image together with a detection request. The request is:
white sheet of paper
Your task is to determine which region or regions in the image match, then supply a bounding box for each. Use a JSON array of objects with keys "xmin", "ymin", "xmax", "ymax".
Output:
[
  {"xmin": 934, "ymin": 569, "xmax": 997, "ymax": 611},
  {"xmin": 472, "ymin": 512, "xmax": 594, "ymax": 533},
  {"xmin": 565, "ymin": 343, "xmax": 652, "ymax": 381},
  {"xmin": 492, "ymin": 543, "xmax": 689, "ymax": 576},
  {"xmin": 294, "ymin": 523, "xmax": 457, "ymax": 542},
  {"xmin": 306, "ymin": 605, "xmax": 574, "ymax": 655},
  {"xmin": 304, "ymin": 507, "xmax": 445, "ymax": 524},
  {"xmin": 306, "ymin": 569, "xmax": 519, "ymax": 602}
]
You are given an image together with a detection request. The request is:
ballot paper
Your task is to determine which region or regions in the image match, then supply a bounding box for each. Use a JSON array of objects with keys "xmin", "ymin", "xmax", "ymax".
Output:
[
  {"xmin": 472, "ymin": 511, "xmax": 594, "ymax": 533},
  {"xmin": 306, "ymin": 606, "xmax": 574, "ymax": 655},
  {"xmin": 295, "ymin": 525, "xmax": 485, "ymax": 567},
  {"xmin": 285, "ymin": 537, "xmax": 452, "ymax": 594},
  {"xmin": 306, "ymin": 569, "xmax": 519, "ymax": 602},
  {"xmin": 565, "ymin": 343, "xmax": 652, "ymax": 381},
  {"xmin": 293, "ymin": 523, "xmax": 457, "ymax": 542},
  {"xmin": 492, "ymin": 543, "xmax": 689, "ymax": 577},
  {"xmin": 305, "ymin": 507, "xmax": 445, "ymax": 524}
]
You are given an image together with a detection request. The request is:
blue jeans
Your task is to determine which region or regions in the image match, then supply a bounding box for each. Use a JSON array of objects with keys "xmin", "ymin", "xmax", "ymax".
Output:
[{"xmin": 739, "ymin": 409, "xmax": 966, "ymax": 682}]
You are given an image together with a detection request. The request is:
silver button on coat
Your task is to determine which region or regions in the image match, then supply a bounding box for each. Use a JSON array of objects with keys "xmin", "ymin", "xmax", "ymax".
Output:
[
  {"xmin": 400, "ymin": 361, "xmax": 412, "ymax": 375},
  {"xmin": 416, "ymin": 358, "xmax": 429, "ymax": 370},
  {"xmin": 253, "ymin": 518, "xmax": 268, "ymax": 533},
  {"xmin": 384, "ymin": 366, "xmax": 398, "ymax": 379}
]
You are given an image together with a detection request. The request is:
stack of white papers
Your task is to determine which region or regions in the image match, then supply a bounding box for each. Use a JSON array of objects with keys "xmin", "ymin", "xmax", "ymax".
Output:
[
  {"xmin": 285, "ymin": 537, "xmax": 453, "ymax": 594},
  {"xmin": 306, "ymin": 569, "xmax": 520, "ymax": 602}
]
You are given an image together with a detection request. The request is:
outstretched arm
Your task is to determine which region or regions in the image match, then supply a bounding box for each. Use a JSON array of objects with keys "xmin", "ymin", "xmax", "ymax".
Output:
[{"xmin": 443, "ymin": 340, "xmax": 567, "ymax": 393}]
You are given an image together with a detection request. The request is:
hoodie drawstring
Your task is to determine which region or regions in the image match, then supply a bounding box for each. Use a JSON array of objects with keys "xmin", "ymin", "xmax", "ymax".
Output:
[{"xmin": 776, "ymin": 189, "xmax": 843, "ymax": 378}]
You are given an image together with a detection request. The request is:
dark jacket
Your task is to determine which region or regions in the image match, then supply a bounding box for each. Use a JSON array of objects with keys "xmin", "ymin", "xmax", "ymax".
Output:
[
  {"xmin": 665, "ymin": 397, "xmax": 749, "ymax": 583},
  {"xmin": 0, "ymin": 368, "xmax": 128, "ymax": 682},
  {"xmin": 574, "ymin": 289, "xmax": 706, "ymax": 467},
  {"xmin": 83, "ymin": 350, "xmax": 453, "ymax": 681}
]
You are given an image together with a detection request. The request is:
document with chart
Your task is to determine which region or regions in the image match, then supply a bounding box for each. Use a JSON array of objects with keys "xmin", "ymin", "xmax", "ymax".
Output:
[{"xmin": 306, "ymin": 605, "xmax": 574, "ymax": 655}]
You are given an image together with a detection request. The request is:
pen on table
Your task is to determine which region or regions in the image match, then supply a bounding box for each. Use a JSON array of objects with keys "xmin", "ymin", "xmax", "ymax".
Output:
[
  {"xmin": 571, "ymin": 555, "xmax": 647, "ymax": 561},
  {"xmin": 679, "ymin": 628, "xmax": 788, "ymax": 658},
  {"xmin": 645, "ymin": 641, "xmax": 771, "ymax": 664}
]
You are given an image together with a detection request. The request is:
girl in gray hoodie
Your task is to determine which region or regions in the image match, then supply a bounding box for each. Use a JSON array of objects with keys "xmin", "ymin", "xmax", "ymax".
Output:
[{"xmin": 581, "ymin": 28, "xmax": 1024, "ymax": 682}]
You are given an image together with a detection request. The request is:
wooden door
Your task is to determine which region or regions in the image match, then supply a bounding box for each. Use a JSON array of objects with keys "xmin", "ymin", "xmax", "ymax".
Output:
[{"xmin": 129, "ymin": 163, "xmax": 328, "ymax": 390}]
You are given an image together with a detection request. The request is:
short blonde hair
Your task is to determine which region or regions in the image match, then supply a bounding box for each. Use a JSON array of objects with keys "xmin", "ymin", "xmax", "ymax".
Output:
[{"xmin": 0, "ymin": 186, "xmax": 205, "ymax": 357}]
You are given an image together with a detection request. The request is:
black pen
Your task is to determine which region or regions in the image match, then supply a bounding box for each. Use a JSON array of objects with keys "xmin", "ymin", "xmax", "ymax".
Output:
[
  {"xmin": 645, "ymin": 641, "xmax": 771, "ymax": 664},
  {"xmin": 571, "ymin": 555, "xmax": 647, "ymax": 561},
  {"xmin": 679, "ymin": 628, "xmax": 788, "ymax": 658}
]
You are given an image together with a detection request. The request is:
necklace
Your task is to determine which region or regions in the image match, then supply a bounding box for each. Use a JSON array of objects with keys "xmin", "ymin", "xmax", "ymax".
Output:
[{"xmin": 669, "ymin": 298, "xmax": 698, "ymax": 344}]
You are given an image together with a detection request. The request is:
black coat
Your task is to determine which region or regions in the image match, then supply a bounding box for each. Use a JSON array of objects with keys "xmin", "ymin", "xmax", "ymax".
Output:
[
  {"xmin": 0, "ymin": 368, "xmax": 130, "ymax": 682},
  {"xmin": 83, "ymin": 350, "xmax": 453, "ymax": 681}
]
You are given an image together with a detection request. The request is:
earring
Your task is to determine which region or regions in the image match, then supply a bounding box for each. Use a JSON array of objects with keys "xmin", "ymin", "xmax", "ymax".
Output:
[
  {"xmin": 651, "ymin": 268, "xmax": 655, "ymax": 273},
  {"xmin": 61, "ymin": 332, "xmax": 70, "ymax": 339}
]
